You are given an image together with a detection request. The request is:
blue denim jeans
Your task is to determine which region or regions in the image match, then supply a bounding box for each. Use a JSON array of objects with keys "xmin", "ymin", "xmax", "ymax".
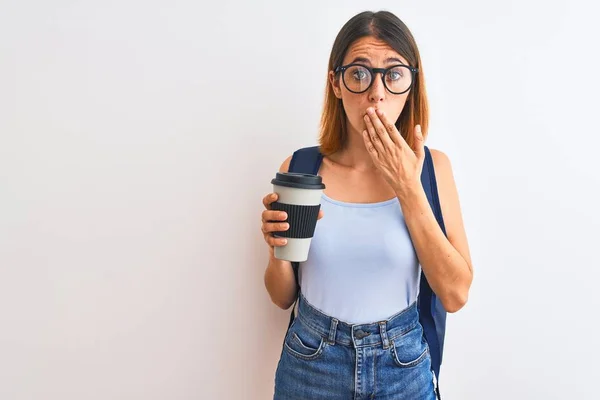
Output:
[{"xmin": 274, "ymin": 292, "xmax": 437, "ymax": 400}]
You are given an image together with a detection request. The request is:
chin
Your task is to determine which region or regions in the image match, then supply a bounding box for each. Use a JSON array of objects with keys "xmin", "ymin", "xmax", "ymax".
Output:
[{"xmin": 347, "ymin": 118, "xmax": 364, "ymax": 135}]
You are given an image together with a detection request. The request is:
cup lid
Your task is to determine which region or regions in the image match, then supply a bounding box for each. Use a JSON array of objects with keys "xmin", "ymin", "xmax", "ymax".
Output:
[{"xmin": 271, "ymin": 172, "xmax": 326, "ymax": 190}]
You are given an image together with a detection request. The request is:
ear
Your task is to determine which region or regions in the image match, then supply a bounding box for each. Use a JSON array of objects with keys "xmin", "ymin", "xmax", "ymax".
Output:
[{"xmin": 329, "ymin": 70, "xmax": 343, "ymax": 99}]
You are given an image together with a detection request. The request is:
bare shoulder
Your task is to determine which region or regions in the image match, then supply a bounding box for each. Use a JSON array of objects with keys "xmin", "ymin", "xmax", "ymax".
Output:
[
  {"xmin": 279, "ymin": 155, "xmax": 293, "ymax": 173},
  {"xmin": 428, "ymin": 148, "xmax": 455, "ymax": 195},
  {"xmin": 428, "ymin": 148, "xmax": 455, "ymax": 210},
  {"xmin": 428, "ymin": 148, "xmax": 455, "ymax": 199},
  {"xmin": 427, "ymin": 147, "xmax": 473, "ymax": 270},
  {"xmin": 428, "ymin": 148, "xmax": 451, "ymax": 173},
  {"xmin": 427, "ymin": 147, "xmax": 456, "ymax": 215}
]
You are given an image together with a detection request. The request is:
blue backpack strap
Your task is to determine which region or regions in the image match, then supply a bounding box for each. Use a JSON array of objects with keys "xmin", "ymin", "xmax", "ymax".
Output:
[
  {"xmin": 419, "ymin": 146, "xmax": 448, "ymax": 399},
  {"xmin": 289, "ymin": 146, "xmax": 323, "ymax": 175},
  {"xmin": 285, "ymin": 146, "xmax": 323, "ymax": 329}
]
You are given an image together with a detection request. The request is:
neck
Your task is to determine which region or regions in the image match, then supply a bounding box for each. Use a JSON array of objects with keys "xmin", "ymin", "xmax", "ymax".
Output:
[{"xmin": 331, "ymin": 125, "xmax": 377, "ymax": 172}]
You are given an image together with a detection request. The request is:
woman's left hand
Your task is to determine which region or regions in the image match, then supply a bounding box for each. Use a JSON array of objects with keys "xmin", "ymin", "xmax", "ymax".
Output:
[{"xmin": 363, "ymin": 107, "xmax": 425, "ymax": 197}]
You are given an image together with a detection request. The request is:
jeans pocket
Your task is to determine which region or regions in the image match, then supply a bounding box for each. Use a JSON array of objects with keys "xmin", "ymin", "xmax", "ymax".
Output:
[
  {"xmin": 390, "ymin": 324, "xmax": 430, "ymax": 368},
  {"xmin": 283, "ymin": 318, "xmax": 326, "ymax": 361}
]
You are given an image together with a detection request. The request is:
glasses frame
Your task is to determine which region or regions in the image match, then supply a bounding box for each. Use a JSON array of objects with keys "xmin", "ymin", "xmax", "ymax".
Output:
[{"xmin": 334, "ymin": 63, "xmax": 419, "ymax": 95}]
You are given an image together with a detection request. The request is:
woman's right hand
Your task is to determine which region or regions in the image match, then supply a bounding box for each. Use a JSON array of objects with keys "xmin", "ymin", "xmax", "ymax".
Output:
[{"xmin": 261, "ymin": 192, "xmax": 324, "ymax": 258}]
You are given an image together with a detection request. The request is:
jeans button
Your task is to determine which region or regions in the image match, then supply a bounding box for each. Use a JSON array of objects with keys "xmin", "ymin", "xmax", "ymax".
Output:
[{"xmin": 355, "ymin": 329, "xmax": 370, "ymax": 339}]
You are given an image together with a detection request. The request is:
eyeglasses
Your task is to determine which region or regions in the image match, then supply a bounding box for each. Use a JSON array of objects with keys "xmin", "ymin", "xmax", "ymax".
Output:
[{"xmin": 334, "ymin": 63, "xmax": 419, "ymax": 95}]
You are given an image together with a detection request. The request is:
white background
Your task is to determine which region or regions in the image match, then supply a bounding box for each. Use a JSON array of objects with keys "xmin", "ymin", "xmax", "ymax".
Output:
[{"xmin": 1, "ymin": 0, "xmax": 599, "ymax": 399}]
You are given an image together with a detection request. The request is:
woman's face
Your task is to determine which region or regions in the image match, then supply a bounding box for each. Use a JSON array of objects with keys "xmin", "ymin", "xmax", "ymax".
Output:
[{"xmin": 329, "ymin": 36, "xmax": 412, "ymax": 137}]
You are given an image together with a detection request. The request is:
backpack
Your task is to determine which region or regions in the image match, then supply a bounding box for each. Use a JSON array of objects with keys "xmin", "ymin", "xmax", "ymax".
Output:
[{"xmin": 284, "ymin": 145, "xmax": 448, "ymax": 399}]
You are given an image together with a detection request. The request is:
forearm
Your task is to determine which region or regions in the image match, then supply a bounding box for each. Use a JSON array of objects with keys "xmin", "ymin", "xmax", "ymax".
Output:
[
  {"xmin": 264, "ymin": 255, "xmax": 298, "ymax": 310},
  {"xmin": 397, "ymin": 186, "xmax": 472, "ymax": 312}
]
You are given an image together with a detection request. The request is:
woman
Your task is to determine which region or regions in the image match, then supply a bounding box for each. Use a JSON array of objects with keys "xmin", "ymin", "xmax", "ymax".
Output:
[{"xmin": 261, "ymin": 10, "xmax": 473, "ymax": 400}]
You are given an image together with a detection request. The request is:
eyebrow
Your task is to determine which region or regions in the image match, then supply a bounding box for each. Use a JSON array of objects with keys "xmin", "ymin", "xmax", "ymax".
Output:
[{"xmin": 348, "ymin": 56, "xmax": 406, "ymax": 65}]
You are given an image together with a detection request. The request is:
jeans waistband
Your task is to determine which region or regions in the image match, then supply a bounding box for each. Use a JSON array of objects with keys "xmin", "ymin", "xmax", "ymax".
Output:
[{"xmin": 296, "ymin": 291, "xmax": 421, "ymax": 349}]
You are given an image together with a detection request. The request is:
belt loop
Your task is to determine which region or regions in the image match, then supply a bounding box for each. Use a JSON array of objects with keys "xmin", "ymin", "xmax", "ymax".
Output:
[
  {"xmin": 379, "ymin": 321, "xmax": 390, "ymax": 349},
  {"xmin": 328, "ymin": 318, "xmax": 338, "ymax": 345}
]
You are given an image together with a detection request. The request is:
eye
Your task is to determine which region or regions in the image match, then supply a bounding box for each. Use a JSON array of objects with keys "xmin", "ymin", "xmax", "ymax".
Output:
[
  {"xmin": 352, "ymin": 70, "xmax": 368, "ymax": 81},
  {"xmin": 387, "ymin": 70, "xmax": 403, "ymax": 81}
]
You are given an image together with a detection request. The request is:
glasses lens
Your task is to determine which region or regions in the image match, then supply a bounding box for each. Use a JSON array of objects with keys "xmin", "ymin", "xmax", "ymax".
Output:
[
  {"xmin": 343, "ymin": 65, "xmax": 372, "ymax": 93},
  {"xmin": 384, "ymin": 66, "xmax": 413, "ymax": 94}
]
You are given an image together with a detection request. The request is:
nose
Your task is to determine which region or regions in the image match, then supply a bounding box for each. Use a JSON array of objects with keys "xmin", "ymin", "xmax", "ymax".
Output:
[{"xmin": 368, "ymin": 72, "xmax": 386, "ymax": 102}]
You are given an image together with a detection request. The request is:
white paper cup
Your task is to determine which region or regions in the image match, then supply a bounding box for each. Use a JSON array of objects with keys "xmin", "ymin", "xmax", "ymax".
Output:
[{"xmin": 270, "ymin": 172, "xmax": 325, "ymax": 262}]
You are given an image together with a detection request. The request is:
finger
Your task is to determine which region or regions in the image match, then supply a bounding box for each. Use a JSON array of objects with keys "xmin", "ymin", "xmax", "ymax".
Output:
[
  {"xmin": 366, "ymin": 108, "xmax": 394, "ymax": 148},
  {"xmin": 363, "ymin": 113, "xmax": 385, "ymax": 154},
  {"xmin": 262, "ymin": 221, "xmax": 290, "ymax": 234},
  {"xmin": 317, "ymin": 209, "xmax": 324, "ymax": 220},
  {"xmin": 267, "ymin": 235, "xmax": 288, "ymax": 247},
  {"xmin": 262, "ymin": 210, "xmax": 288, "ymax": 223},
  {"xmin": 362, "ymin": 129, "xmax": 379, "ymax": 158},
  {"xmin": 413, "ymin": 124, "xmax": 425, "ymax": 159},
  {"xmin": 375, "ymin": 109, "xmax": 404, "ymax": 146},
  {"xmin": 263, "ymin": 193, "xmax": 278, "ymax": 209}
]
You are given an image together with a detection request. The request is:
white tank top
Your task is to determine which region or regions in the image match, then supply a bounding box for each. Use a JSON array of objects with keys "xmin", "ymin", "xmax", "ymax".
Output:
[{"xmin": 298, "ymin": 192, "xmax": 421, "ymax": 324}]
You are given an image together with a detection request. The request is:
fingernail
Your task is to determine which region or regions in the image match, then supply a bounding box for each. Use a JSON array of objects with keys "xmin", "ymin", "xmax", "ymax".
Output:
[{"xmin": 376, "ymin": 109, "xmax": 383, "ymax": 115}]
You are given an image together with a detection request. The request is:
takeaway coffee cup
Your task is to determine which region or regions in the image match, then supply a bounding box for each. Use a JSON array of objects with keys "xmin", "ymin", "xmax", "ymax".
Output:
[{"xmin": 270, "ymin": 172, "xmax": 326, "ymax": 262}]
